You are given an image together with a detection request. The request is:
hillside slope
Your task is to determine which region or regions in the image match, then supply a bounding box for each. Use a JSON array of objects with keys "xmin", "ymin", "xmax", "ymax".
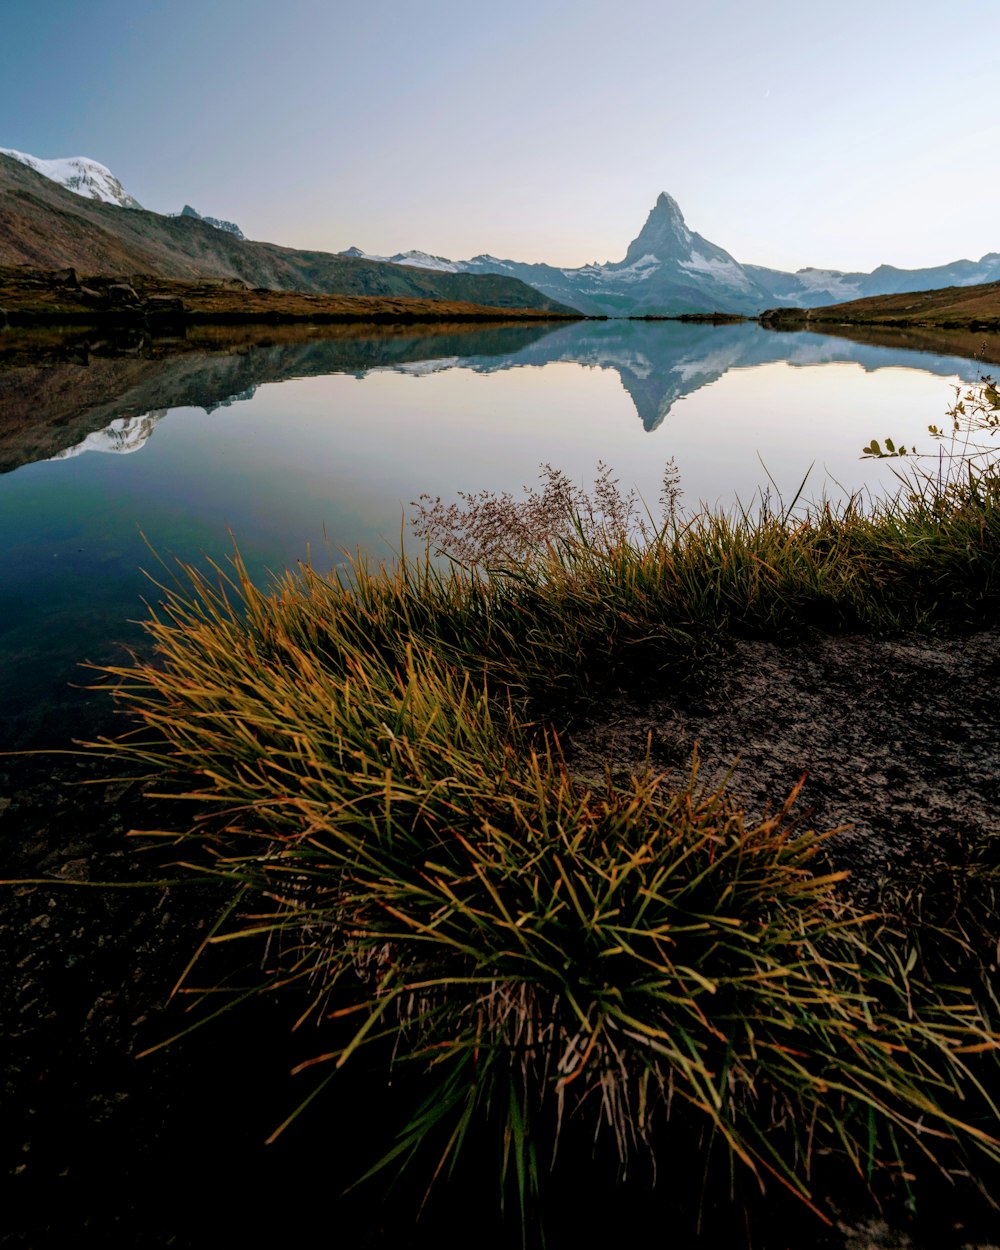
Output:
[
  {"xmin": 0, "ymin": 266, "xmax": 580, "ymax": 328},
  {"xmin": 760, "ymin": 279, "xmax": 1000, "ymax": 329},
  {"xmin": 0, "ymin": 155, "xmax": 575, "ymax": 313}
]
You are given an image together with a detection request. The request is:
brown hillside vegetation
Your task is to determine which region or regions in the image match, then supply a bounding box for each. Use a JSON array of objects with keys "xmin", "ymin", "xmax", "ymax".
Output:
[
  {"xmin": 761, "ymin": 278, "xmax": 1000, "ymax": 329},
  {"xmin": 0, "ymin": 154, "xmax": 577, "ymax": 313},
  {"xmin": 0, "ymin": 266, "xmax": 581, "ymax": 327}
]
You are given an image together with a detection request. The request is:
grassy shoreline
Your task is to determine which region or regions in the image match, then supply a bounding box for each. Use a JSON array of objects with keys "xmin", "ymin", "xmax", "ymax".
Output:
[{"xmin": 83, "ymin": 457, "xmax": 1000, "ymax": 1241}]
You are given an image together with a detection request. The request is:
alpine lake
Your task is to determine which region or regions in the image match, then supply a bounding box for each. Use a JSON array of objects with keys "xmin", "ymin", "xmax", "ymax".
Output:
[
  {"xmin": 2, "ymin": 315, "xmax": 995, "ymax": 751},
  {"xmin": 4, "ymin": 314, "xmax": 1000, "ymax": 1248}
]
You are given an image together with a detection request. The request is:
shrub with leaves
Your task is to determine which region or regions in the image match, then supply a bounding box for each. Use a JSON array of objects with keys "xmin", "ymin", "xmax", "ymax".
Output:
[{"xmin": 863, "ymin": 373, "xmax": 1000, "ymax": 498}]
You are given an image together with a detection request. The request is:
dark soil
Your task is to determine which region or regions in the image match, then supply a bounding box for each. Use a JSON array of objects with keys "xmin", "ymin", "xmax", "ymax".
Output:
[
  {"xmin": 3, "ymin": 632, "xmax": 1000, "ymax": 1247},
  {"xmin": 572, "ymin": 631, "xmax": 1000, "ymax": 899}
]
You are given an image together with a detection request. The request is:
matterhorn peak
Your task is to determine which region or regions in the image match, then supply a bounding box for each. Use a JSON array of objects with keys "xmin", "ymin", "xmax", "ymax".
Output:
[
  {"xmin": 654, "ymin": 191, "xmax": 684, "ymax": 217},
  {"xmin": 619, "ymin": 191, "xmax": 694, "ymax": 265}
]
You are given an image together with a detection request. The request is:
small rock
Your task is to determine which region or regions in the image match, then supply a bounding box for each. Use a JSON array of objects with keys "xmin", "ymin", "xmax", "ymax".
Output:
[
  {"xmin": 54, "ymin": 857, "xmax": 89, "ymax": 881},
  {"xmin": 105, "ymin": 283, "xmax": 142, "ymax": 308},
  {"xmin": 145, "ymin": 295, "xmax": 185, "ymax": 318}
]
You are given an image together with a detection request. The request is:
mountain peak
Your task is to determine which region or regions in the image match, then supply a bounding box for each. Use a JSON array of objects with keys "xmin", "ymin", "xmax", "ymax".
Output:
[
  {"xmin": 0, "ymin": 147, "xmax": 142, "ymax": 208},
  {"xmin": 619, "ymin": 191, "xmax": 693, "ymax": 265},
  {"xmin": 654, "ymin": 191, "xmax": 685, "ymax": 218},
  {"xmin": 174, "ymin": 203, "xmax": 245, "ymax": 240}
]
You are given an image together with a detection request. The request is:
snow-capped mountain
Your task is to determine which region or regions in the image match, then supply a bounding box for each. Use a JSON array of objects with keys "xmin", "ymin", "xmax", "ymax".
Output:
[
  {"xmin": 9, "ymin": 145, "xmax": 1000, "ymax": 316},
  {"xmin": 3, "ymin": 148, "xmax": 246, "ymax": 240},
  {"xmin": 341, "ymin": 192, "xmax": 1000, "ymax": 316},
  {"xmin": 0, "ymin": 147, "xmax": 143, "ymax": 208},
  {"xmin": 340, "ymin": 245, "xmax": 461, "ymax": 273},
  {"xmin": 341, "ymin": 195, "xmax": 773, "ymax": 316},
  {"xmin": 747, "ymin": 255, "xmax": 1000, "ymax": 307}
]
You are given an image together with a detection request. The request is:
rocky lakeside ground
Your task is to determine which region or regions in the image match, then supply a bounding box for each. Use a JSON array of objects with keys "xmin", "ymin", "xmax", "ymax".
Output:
[{"xmin": 3, "ymin": 629, "xmax": 1000, "ymax": 1248}]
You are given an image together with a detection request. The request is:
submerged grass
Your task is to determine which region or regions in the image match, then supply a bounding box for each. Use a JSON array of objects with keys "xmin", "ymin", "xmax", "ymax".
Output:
[{"xmin": 95, "ymin": 464, "xmax": 1000, "ymax": 1238}]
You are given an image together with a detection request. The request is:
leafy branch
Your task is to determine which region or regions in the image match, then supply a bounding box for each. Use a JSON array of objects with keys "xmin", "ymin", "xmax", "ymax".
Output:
[{"xmin": 862, "ymin": 373, "xmax": 1000, "ymax": 487}]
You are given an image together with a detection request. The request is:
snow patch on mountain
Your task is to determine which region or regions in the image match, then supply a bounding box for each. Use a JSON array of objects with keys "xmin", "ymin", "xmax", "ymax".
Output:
[
  {"xmin": 793, "ymin": 269, "xmax": 864, "ymax": 300},
  {"xmin": 679, "ymin": 252, "xmax": 754, "ymax": 290},
  {"xmin": 383, "ymin": 357, "xmax": 463, "ymax": 377},
  {"xmin": 1, "ymin": 147, "xmax": 142, "ymax": 208},
  {"xmin": 341, "ymin": 246, "xmax": 461, "ymax": 273},
  {"xmin": 391, "ymin": 250, "xmax": 461, "ymax": 272},
  {"xmin": 589, "ymin": 253, "xmax": 661, "ymax": 283}
]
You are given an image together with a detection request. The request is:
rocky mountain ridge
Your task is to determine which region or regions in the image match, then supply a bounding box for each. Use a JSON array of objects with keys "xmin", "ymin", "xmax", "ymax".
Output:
[
  {"xmin": 346, "ymin": 192, "xmax": 1000, "ymax": 316},
  {"xmin": 344, "ymin": 194, "xmax": 767, "ymax": 316},
  {"xmin": 175, "ymin": 204, "xmax": 245, "ymax": 239}
]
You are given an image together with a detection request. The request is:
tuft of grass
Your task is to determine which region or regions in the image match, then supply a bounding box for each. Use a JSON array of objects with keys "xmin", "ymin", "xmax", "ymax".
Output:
[{"xmin": 93, "ymin": 461, "xmax": 1000, "ymax": 1236}]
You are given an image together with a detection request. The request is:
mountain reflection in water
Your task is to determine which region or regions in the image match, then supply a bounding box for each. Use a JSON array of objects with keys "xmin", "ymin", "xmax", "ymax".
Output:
[
  {"xmin": 1, "ymin": 317, "xmax": 997, "ymax": 750},
  {"xmin": 2, "ymin": 319, "xmax": 996, "ymax": 473}
]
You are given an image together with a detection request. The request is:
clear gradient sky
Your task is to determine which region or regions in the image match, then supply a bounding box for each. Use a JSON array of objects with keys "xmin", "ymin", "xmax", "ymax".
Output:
[{"xmin": 4, "ymin": 0, "xmax": 999, "ymax": 273}]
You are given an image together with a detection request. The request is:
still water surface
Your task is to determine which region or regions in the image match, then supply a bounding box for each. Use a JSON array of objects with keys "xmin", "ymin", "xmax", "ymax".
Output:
[{"xmin": 1, "ymin": 319, "xmax": 992, "ymax": 747}]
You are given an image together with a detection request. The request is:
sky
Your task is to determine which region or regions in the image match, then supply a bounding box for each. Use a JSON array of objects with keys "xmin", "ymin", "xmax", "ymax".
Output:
[{"xmin": 4, "ymin": 0, "xmax": 1000, "ymax": 274}]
